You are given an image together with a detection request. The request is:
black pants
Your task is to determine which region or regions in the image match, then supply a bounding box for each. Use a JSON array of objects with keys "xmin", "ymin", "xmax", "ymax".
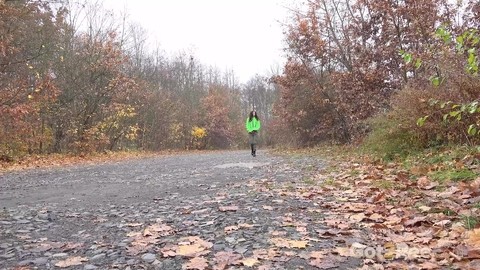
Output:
[{"xmin": 249, "ymin": 131, "xmax": 258, "ymax": 156}]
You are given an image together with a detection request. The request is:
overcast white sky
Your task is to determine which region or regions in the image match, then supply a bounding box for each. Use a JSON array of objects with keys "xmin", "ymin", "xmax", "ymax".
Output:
[{"xmin": 100, "ymin": 0, "xmax": 293, "ymax": 83}]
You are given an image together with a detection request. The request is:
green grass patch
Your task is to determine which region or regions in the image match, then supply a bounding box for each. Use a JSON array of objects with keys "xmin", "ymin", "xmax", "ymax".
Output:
[
  {"xmin": 442, "ymin": 209, "xmax": 457, "ymax": 216},
  {"xmin": 349, "ymin": 169, "xmax": 360, "ymax": 177},
  {"xmin": 372, "ymin": 179, "xmax": 397, "ymax": 189},
  {"xmin": 473, "ymin": 203, "xmax": 480, "ymax": 209},
  {"xmin": 302, "ymin": 177, "xmax": 316, "ymax": 185},
  {"xmin": 430, "ymin": 168, "xmax": 477, "ymax": 183},
  {"xmin": 284, "ymin": 184, "xmax": 295, "ymax": 192},
  {"xmin": 462, "ymin": 215, "xmax": 479, "ymax": 230},
  {"xmin": 321, "ymin": 177, "xmax": 336, "ymax": 187}
]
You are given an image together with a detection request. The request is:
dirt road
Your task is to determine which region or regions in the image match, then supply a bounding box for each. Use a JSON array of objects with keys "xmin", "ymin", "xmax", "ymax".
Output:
[{"xmin": 0, "ymin": 150, "xmax": 361, "ymax": 269}]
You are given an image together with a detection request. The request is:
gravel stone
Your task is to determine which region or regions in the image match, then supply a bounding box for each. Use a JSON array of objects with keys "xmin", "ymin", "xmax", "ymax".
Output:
[{"xmin": 141, "ymin": 253, "xmax": 156, "ymax": 263}]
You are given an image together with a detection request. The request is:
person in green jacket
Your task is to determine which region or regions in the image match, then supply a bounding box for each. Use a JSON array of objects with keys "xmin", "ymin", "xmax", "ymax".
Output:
[{"xmin": 246, "ymin": 110, "xmax": 261, "ymax": 157}]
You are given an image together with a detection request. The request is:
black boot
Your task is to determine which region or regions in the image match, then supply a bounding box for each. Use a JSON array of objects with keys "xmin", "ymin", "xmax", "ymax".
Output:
[
  {"xmin": 252, "ymin": 145, "xmax": 256, "ymax": 157},
  {"xmin": 251, "ymin": 144, "xmax": 254, "ymax": 156}
]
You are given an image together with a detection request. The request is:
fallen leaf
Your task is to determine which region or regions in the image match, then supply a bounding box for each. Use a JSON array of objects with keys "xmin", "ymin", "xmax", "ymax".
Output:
[
  {"xmin": 162, "ymin": 250, "xmax": 176, "ymax": 257},
  {"xmin": 242, "ymin": 257, "xmax": 259, "ymax": 267},
  {"xmin": 417, "ymin": 176, "xmax": 432, "ymax": 189},
  {"xmin": 271, "ymin": 238, "xmax": 290, "ymax": 248},
  {"xmin": 270, "ymin": 238, "xmax": 308, "ymax": 249},
  {"xmin": 224, "ymin": 226, "xmax": 239, "ymax": 234},
  {"xmin": 466, "ymin": 228, "xmax": 480, "ymax": 247},
  {"xmin": 127, "ymin": 231, "xmax": 141, "ymax": 237},
  {"xmin": 419, "ymin": 261, "xmax": 439, "ymax": 269},
  {"xmin": 434, "ymin": 220, "xmax": 451, "ymax": 226},
  {"xmin": 54, "ymin": 256, "xmax": 88, "ymax": 268},
  {"xmin": 178, "ymin": 244, "xmax": 206, "ymax": 257},
  {"xmin": 404, "ymin": 216, "xmax": 427, "ymax": 227},
  {"xmin": 289, "ymin": 240, "xmax": 309, "ymax": 249},
  {"xmin": 332, "ymin": 247, "xmax": 352, "ymax": 257},
  {"xmin": 258, "ymin": 264, "xmax": 273, "ymax": 270},
  {"xmin": 176, "ymin": 237, "xmax": 213, "ymax": 257},
  {"xmin": 126, "ymin": 223, "xmax": 143, "ymax": 227},
  {"xmin": 309, "ymin": 251, "xmax": 325, "ymax": 259},
  {"xmin": 470, "ymin": 177, "xmax": 480, "ymax": 190},
  {"xmin": 183, "ymin": 256, "xmax": 209, "ymax": 270},
  {"xmin": 296, "ymin": 226, "xmax": 308, "ymax": 234},
  {"xmin": 349, "ymin": 213, "xmax": 366, "ymax": 222},
  {"xmin": 263, "ymin": 205, "xmax": 274, "ymax": 210},
  {"xmin": 418, "ymin": 205, "xmax": 432, "ymax": 212},
  {"xmin": 213, "ymin": 251, "xmax": 242, "ymax": 269},
  {"xmin": 219, "ymin": 205, "xmax": 239, "ymax": 212},
  {"xmin": 368, "ymin": 213, "xmax": 384, "ymax": 222},
  {"xmin": 271, "ymin": 231, "xmax": 287, "ymax": 236},
  {"xmin": 468, "ymin": 248, "xmax": 480, "ymax": 259},
  {"xmin": 435, "ymin": 239, "xmax": 457, "ymax": 249},
  {"xmin": 148, "ymin": 223, "xmax": 173, "ymax": 234},
  {"xmin": 61, "ymin": 242, "xmax": 83, "ymax": 252}
]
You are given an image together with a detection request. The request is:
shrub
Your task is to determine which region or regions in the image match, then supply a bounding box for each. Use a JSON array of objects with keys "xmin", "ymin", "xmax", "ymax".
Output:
[{"xmin": 360, "ymin": 113, "xmax": 423, "ymax": 161}]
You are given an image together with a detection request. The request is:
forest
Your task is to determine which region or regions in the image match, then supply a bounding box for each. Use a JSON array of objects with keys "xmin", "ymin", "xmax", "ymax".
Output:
[{"xmin": 1, "ymin": 0, "xmax": 480, "ymax": 161}]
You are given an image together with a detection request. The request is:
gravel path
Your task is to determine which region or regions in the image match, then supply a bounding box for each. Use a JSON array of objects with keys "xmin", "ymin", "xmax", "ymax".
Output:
[{"xmin": 0, "ymin": 150, "xmax": 362, "ymax": 269}]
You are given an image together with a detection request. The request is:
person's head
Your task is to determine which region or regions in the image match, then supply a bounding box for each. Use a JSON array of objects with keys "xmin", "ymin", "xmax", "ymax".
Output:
[{"xmin": 249, "ymin": 110, "xmax": 259, "ymax": 120}]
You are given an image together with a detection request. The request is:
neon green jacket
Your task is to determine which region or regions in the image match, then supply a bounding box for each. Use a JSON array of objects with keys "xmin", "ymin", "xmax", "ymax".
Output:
[{"xmin": 246, "ymin": 117, "xmax": 261, "ymax": 133}]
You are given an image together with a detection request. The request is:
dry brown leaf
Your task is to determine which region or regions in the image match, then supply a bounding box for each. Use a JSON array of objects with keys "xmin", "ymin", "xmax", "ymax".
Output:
[
  {"xmin": 162, "ymin": 250, "xmax": 176, "ymax": 257},
  {"xmin": 143, "ymin": 227, "xmax": 153, "ymax": 237},
  {"xmin": 148, "ymin": 223, "xmax": 173, "ymax": 234},
  {"xmin": 404, "ymin": 216, "xmax": 427, "ymax": 227},
  {"xmin": 183, "ymin": 256, "xmax": 209, "ymax": 270},
  {"xmin": 296, "ymin": 226, "xmax": 308, "ymax": 234},
  {"xmin": 127, "ymin": 231, "xmax": 141, "ymax": 237},
  {"xmin": 435, "ymin": 238, "xmax": 457, "ymax": 249},
  {"xmin": 126, "ymin": 222, "xmax": 143, "ymax": 227},
  {"xmin": 263, "ymin": 205, "xmax": 274, "ymax": 211},
  {"xmin": 224, "ymin": 225, "xmax": 239, "ymax": 234},
  {"xmin": 349, "ymin": 213, "xmax": 366, "ymax": 222},
  {"xmin": 219, "ymin": 205, "xmax": 239, "ymax": 212},
  {"xmin": 417, "ymin": 176, "xmax": 431, "ymax": 189},
  {"xmin": 271, "ymin": 230, "xmax": 287, "ymax": 236},
  {"xmin": 239, "ymin": 223, "xmax": 254, "ymax": 228},
  {"xmin": 242, "ymin": 257, "xmax": 259, "ymax": 267},
  {"xmin": 466, "ymin": 228, "xmax": 480, "ymax": 247},
  {"xmin": 467, "ymin": 248, "xmax": 480, "ymax": 259},
  {"xmin": 368, "ymin": 213, "xmax": 384, "ymax": 222},
  {"xmin": 257, "ymin": 264, "xmax": 273, "ymax": 270},
  {"xmin": 419, "ymin": 261, "xmax": 440, "ymax": 269},
  {"xmin": 418, "ymin": 205, "xmax": 432, "ymax": 212},
  {"xmin": 271, "ymin": 238, "xmax": 290, "ymax": 248},
  {"xmin": 176, "ymin": 237, "xmax": 213, "ymax": 257},
  {"xmin": 270, "ymin": 238, "xmax": 308, "ymax": 249},
  {"xmin": 333, "ymin": 247, "xmax": 352, "ymax": 257},
  {"xmin": 177, "ymin": 244, "xmax": 206, "ymax": 257},
  {"xmin": 470, "ymin": 177, "xmax": 480, "ymax": 190},
  {"xmin": 213, "ymin": 251, "xmax": 242, "ymax": 269},
  {"xmin": 54, "ymin": 256, "xmax": 88, "ymax": 268},
  {"xmin": 371, "ymin": 192, "xmax": 386, "ymax": 203},
  {"xmin": 61, "ymin": 242, "xmax": 83, "ymax": 251},
  {"xmin": 289, "ymin": 240, "xmax": 309, "ymax": 249},
  {"xmin": 309, "ymin": 251, "xmax": 325, "ymax": 259},
  {"xmin": 284, "ymin": 251, "xmax": 297, "ymax": 257}
]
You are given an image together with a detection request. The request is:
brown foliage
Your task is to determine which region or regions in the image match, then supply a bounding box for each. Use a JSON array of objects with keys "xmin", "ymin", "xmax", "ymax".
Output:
[
  {"xmin": 273, "ymin": 0, "xmax": 464, "ymax": 146},
  {"xmin": 392, "ymin": 52, "xmax": 480, "ymax": 146},
  {"xmin": 201, "ymin": 86, "xmax": 242, "ymax": 149},
  {"xmin": 0, "ymin": 1, "xmax": 63, "ymax": 156}
]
